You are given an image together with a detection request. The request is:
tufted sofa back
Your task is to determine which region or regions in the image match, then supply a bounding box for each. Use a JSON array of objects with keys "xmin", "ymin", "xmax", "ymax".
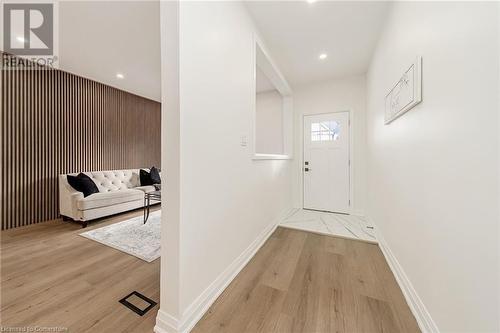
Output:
[{"xmin": 65, "ymin": 169, "xmax": 145, "ymax": 193}]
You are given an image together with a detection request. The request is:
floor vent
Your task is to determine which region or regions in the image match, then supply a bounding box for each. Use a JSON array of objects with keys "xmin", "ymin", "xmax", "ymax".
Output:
[{"xmin": 119, "ymin": 291, "xmax": 157, "ymax": 316}]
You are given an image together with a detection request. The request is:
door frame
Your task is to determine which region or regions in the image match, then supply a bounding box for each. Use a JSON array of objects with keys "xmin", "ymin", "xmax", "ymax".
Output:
[{"xmin": 301, "ymin": 110, "xmax": 353, "ymax": 214}]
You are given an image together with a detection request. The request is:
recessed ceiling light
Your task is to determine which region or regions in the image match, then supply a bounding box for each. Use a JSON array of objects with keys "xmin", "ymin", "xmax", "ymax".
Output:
[
  {"xmin": 319, "ymin": 53, "xmax": 328, "ymax": 60},
  {"xmin": 116, "ymin": 73, "xmax": 124, "ymax": 79},
  {"xmin": 307, "ymin": 0, "xmax": 317, "ymax": 3},
  {"xmin": 16, "ymin": 36, "xmax": 25, "ymax": 43}
]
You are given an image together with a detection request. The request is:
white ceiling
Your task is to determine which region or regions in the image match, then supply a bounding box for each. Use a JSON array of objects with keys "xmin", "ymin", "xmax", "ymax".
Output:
[
  {"xmin": 4, "ymin": 1, "xmax": 388, "ymax": 100},
  {"xmin": 245, "ymin": 1, "xmax": 390, "ymax": 87},
  {"xmin": 59, "ymin": 1, "xmax": 161, "ymax": 101}
]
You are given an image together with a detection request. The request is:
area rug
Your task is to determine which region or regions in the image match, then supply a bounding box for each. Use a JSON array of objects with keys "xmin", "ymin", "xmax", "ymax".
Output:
[{"xmin": 80, "ymin": 210, "xmax": 161, "ymax": 262}]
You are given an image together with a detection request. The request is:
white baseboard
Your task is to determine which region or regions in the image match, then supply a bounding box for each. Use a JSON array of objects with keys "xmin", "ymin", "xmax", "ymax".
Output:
[
  {"xmin": 154, "ymin": 311, "xmax": 180, "ymax": 333},
  {"xmin": 367, "ymin": 216, "xmax": 440, "ymax": 333},
  {"xmin": 154, "ymin": 207, "xmax": 295, "ymax": 333}
]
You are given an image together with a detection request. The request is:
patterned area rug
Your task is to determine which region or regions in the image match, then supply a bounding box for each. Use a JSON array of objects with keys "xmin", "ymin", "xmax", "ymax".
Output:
[{"xmin": 80, "ymin": 210, "xmax": 161, "ymax": 262}]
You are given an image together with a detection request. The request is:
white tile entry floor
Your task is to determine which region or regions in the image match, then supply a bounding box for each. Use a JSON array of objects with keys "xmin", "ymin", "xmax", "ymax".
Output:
[{"xmin": 280, "ymin": 208, "xmax": 377, "ymax": 243}]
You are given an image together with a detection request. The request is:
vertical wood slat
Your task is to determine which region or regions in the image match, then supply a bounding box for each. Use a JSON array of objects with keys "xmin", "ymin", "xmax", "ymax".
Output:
[{"xmin": 1, "ymin": 53, "xmax": 161, "ymax": 230}]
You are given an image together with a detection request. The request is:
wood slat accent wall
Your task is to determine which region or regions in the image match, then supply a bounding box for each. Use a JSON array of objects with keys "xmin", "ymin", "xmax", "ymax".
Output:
[{"xmin": 1, "ymin": 54, "xmax": 161, "ymax": 230}]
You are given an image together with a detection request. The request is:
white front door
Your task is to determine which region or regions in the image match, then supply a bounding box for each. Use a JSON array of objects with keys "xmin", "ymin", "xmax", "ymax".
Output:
[{"xmin": 303, "ymin": 112, "xmax": 350, "ymax": 213}]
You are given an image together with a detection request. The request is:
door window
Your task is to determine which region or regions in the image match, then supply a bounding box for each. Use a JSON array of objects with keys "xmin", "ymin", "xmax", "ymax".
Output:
[{"xmin": 311, "ymin": 121, "xmax": 340, "ymax": 142}]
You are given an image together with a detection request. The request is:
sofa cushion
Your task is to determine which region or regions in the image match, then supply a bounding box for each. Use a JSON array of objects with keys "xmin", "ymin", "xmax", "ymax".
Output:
[
  {"xmin": 86, "ymin": 170, "xmax": 140, "ymax": 193},
  {"xmin": 76, "ymin": 189, "xmax": 144, "ymax": 210},
  {"xmin": 135, "ymin": 185, "xmax": 157, "ymax": 194}
]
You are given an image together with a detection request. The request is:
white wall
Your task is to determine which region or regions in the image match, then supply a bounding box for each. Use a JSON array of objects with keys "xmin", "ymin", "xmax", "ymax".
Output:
[
  {"xmin": 158, "ymin": 0, "xmax": 181, "ymax": 323},
  {"xmin": 497, "ymin": 10, "xmax": 500, "ymax": 333},
  {"xmin": 256, "ymin": 90, "xmax": 284, "ymax": 154},
  {"xmin": 292, "ymin": 76, "xmax": 367, "ymax": 214},
  {"xmin": 179, "ymin": 0, "xmax": 292, "ymax": 316},
  {"xmin": 157, "ymin": 2, "xmax": 293, "ymax": 332},
  {"xmin": 366, "ymin": 2, "xmax": 499, "ymax": 332}
]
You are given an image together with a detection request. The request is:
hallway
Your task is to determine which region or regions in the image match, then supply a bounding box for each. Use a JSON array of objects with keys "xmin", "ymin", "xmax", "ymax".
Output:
[{"xmin": 192, "ymin": 227, "xmax": 419, "ymax": 333}]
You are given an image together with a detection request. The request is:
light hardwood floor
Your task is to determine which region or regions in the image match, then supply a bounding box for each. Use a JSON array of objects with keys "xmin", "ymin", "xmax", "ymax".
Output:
[
  {"xmin": 2, "ymin": 214, "xmax": 419, "ymax": 333},
  {"xmin": 1, "ymin": 208, "xmax": 160, "ymax": 332},
  {"xmin": 192, "ymin": 227, "xmax": 420, "ymax": 333}
]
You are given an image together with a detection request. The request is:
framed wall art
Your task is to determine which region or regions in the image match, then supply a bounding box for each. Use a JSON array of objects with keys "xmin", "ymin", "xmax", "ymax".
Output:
[{"xmin": 385, "ymin": 56, "xmax": 422, "ymax": 124}]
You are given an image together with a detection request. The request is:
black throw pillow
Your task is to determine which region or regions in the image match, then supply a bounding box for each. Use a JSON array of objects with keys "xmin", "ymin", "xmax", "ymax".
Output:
[
  {"xmin": 150, "ymin": 166, "xmax": 161, "ymax": 184},
  {"xmin": 67, "ymin": 173, "xmax": 99, "ymax": 197},
  {"xmin": 67, "ymin": 175, "xmax": 81, "ymax": 192},
  {"xmin": 140, "ymin": 169, "xmax": 154, "ymax": 186},
  {"xmin": 140, "ymin": 167, "xmax": 161, "ymax": 186}
]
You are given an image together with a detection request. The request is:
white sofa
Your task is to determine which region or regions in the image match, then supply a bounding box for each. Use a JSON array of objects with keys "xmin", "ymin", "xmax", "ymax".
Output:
[{"xmin": 59, "ymin": 169, "xmax": 159, "ymax": 227}]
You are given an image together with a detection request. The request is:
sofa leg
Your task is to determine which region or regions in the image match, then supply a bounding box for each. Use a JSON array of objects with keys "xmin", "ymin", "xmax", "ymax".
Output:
[{"xmin": 81, "ymin": 221, "xmax": 88, "ymax": 228}]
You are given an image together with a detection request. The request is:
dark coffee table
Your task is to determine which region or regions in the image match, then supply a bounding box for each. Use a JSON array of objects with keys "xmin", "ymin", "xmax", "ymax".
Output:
[{"xmin": 143, "ymin": 190, "xmax": 161, "ymax": 223}]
